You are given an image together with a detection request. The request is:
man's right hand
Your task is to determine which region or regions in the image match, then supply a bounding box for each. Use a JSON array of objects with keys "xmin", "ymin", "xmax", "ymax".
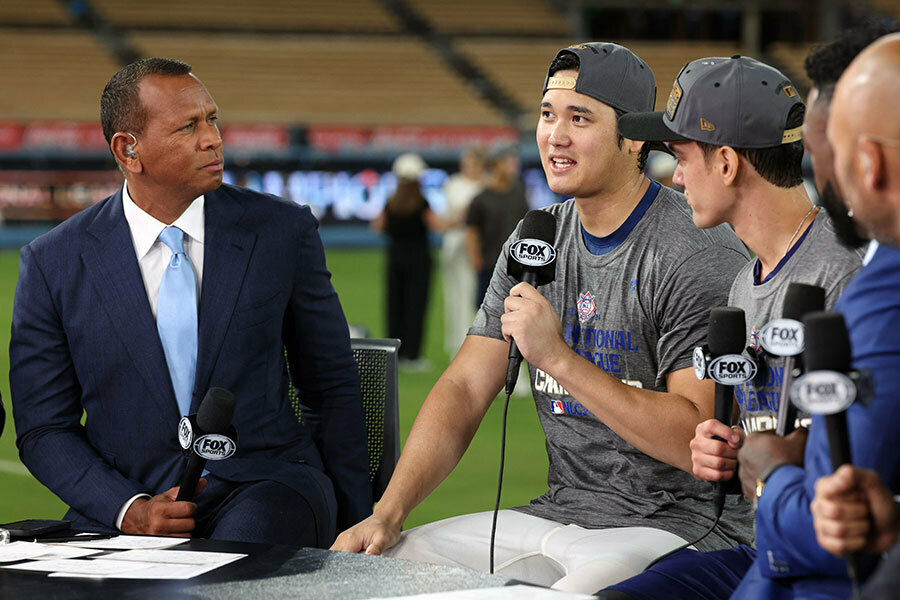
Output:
[
  {"xmin": 689, "ymin": 418, "xmax": 744, "ymax": 482},
  {"xmin": 811, "ymin": 465, "xmax": 900, "ymax": 556},
  {"xmin": 331, "ymin": 513, "xmax": 402, "ymax": 555},
  {"xmin": 121, "ymin": 479, "xmax": 206, "ymax": 537}
]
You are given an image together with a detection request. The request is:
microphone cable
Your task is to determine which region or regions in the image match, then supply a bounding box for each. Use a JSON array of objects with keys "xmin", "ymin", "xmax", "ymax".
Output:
[
  {"xmin": 643, "ymin": 495, "xmax": 725, "ymax": 570},
  {"xmin": 489, "ymin": 387, "xmax": 514, "ymax": 574}
]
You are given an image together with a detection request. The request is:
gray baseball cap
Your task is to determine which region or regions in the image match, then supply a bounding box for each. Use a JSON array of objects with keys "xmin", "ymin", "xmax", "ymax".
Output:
[
  {"xmin": 617, "ymin": 55, "xmax": 804, "ymax": 149},
  {"xmin": 542, "ymin": 42, "xmax": 656, "ymax": 114}
]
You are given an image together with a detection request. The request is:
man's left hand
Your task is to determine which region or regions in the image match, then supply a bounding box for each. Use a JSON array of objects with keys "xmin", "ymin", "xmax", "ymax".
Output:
[
  {"xmin": 501, "ymin": 282, "xmax": 569, "ymax": 372},
  {"xmin": 737, "ymin": 428, "xmax": 808, "ymax": 500}
]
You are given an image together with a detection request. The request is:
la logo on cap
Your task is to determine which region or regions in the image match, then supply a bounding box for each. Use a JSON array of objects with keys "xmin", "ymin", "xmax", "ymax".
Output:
[{"xmin": 700, "ymin": 118, "xmax": 716, "ymax": 131}]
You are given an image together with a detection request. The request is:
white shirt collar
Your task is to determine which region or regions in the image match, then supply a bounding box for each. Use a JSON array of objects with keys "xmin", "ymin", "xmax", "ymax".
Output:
[
  {"xmin": 863, "ymin": 240, "xmax": 879, "ymax": 266},
  {"xmin": 122, "ymin": 183, "xmax": 205, "ymax": 260}
]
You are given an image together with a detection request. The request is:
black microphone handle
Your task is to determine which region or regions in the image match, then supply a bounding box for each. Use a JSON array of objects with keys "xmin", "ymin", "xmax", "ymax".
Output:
[
  {"xmin": 713, "ymin": 382, "xmax": 735, "ymax": 516},
  {"xmin": 825, "ymin": 406, "xmax": 862, "ymax": 585},
  {"xmin": 175, "ymin": 454, "xmax": 207, "ymax": 502},
  {"xmin": 505, "ymin": 270, "xmax": 540, "ymax": 395},
  {"xmin": 775, "ymin": 355, "xmax": 800, "ymax": 437},
  {"xmin": 825, "ymin": 411, "xmax": 853, "ymax": 475}
]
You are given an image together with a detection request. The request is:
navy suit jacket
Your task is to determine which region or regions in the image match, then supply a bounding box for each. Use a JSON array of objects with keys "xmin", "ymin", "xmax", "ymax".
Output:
[{"xmin": 10, "ymin": 183, "xmax": 372, "ymax": 536}]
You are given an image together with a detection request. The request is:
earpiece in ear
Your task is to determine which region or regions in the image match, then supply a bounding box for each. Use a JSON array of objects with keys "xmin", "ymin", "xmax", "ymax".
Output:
[
  {"xmin": 123, "ymin": 132, "xmax": 138, "ymax": 159},
  {"xmin": 861, "ymin": 153, "xmax": 872, "ymax": 173}
]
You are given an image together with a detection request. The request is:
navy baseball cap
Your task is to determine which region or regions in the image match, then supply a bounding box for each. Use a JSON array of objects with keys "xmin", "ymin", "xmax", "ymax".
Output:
[
  {"xmin": 542, "ymin": 42, "xmax": 656, "ymax": 114},
  {"xmin": 617, "ymin": 55, "xmax": 804, "ymax": 149}
]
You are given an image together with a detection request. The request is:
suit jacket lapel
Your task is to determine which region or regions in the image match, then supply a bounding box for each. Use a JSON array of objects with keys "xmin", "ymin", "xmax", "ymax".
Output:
[
  {"xmin": 193, "ymin": 186, "xmax": 256, "ymax": 411},
  {"xmin": 82, "ymin": 190, "xmax": 180, "ymax": 422}
]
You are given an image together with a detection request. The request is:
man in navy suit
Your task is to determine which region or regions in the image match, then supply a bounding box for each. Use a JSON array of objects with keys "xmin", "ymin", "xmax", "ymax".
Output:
[{"xmin": 9, "ymin": 57, "xmax": 371, "ymax": 546}]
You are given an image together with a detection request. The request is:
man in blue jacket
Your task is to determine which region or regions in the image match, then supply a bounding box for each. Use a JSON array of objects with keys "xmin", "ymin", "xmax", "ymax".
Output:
[{"xmin": 10, "ymin": 58, "xmax": 371, "ymax": 545}]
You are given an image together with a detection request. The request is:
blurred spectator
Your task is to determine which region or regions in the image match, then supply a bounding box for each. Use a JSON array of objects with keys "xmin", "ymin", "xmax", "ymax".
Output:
[
  {"xmin": 646, "ymin": 151, "xmax": 679, "ymax": 190},
  {"xmin": 465, "ymin": 145, "xmax": 529, "ymax": 308},
  {"xmin": 439, "ymin": 147, "xmax": 485, "ymax": 355},
  {"xmin": 373, "ymin": 153, "xmax": 438, "ymax": 369}
]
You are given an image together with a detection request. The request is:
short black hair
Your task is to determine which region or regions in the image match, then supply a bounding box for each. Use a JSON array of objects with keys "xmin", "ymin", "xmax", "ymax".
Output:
[
  {"xmin": 547, "ymin": 51, "xmax": 649, "ymax": 173},
  {"xmin": 100, "ymin": 57, "xmax": 192, "ymax": 144},
  {"xmin": 696, "ymin": 103, "xmax": 806, "ymax": 188},
  {"xmin": 804, "ymin": 19, "xmax": 899, "ymax": 101}
]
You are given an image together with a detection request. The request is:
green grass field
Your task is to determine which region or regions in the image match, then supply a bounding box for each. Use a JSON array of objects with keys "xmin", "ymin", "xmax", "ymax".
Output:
[{"xmin": 0, "ymin": 246, "xmax": 549, "ymax": 529}]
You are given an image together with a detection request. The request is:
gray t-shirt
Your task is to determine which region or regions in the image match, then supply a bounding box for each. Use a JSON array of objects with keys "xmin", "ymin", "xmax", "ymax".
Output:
[
  {"xmin": 729, "ymin": 211, "xmax": 864, "ymax": 431},
  {"xmin": 469, "ymin": 184, "xmax": 754, "ymax": 551}
]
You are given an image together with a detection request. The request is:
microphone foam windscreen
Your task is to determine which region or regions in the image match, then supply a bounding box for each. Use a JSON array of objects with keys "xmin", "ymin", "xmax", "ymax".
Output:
[
  {"xmin": 803, "ymin": 311, "xmax": 852, "ymax": 371},
  {"xmin": 520, "ymin": 209, "xmax": 557, "ymax": 243},
  {"xmin": 707, "ymin": 306, "xmax": 746, "ymax": 355},
  {"xmin": 782, "ymin": 283, "xmax": 826, "ymax": 321},
  {"xmin": 197, "ymin": 387, "xmax": 236, "ymax": 433}
]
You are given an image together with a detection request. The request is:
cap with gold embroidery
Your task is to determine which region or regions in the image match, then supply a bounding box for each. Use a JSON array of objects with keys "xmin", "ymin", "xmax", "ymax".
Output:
[
  {"xmin": 617, "ymin": 55, "xmax": 804, "ymax": 149},
  {"xmin": 542, "ymin": 42, "xmax": 656, "ymax": 114}
]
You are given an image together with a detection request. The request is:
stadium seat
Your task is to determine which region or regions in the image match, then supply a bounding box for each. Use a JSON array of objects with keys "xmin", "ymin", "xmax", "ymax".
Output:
[{"xmin": 288, "ymin": 337, "xmax": 402, "ymax": 502}]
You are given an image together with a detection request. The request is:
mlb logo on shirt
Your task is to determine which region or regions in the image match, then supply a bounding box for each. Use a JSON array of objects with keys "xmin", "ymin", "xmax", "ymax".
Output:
[
  {"xmin": 749, "ymin": 327, "xmax": 761, "ymax": 353},
  {"xmin": 551, "ymin": 400, "xmax": 566, "ymax": 415},
  {"xmin": 576, "ymin": 291, "xmax": 596, "ymax": 323}
]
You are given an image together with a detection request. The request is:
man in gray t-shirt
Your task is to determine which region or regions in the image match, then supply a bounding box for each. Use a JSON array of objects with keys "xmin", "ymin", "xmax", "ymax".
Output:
[
  {"xmin": 334, "ymin": 42, "xmax": 751, "ymax": 594},
  {"xmin": 619, "ymin": 55, "xmax": 863, "ymax": 487},
  {"xmin": 472, "ymin": 183, "xmax": 750, "ymax": 551}
]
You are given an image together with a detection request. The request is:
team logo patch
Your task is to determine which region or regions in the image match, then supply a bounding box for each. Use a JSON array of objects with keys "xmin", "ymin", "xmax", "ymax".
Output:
[
  {"xmin": 665, "ymin": 81, "xmax": 683, "ymax": 120},
  {"xmin": 551, "ymin": 400, "xmax": 566, "ymax": 414},
  {"xmin": 749, "ymin": 327, "xmax": 761, "ymax": 353},
  {"xmin": 576, "ymin": 291, "xmax": 596, "ymax": 323}
]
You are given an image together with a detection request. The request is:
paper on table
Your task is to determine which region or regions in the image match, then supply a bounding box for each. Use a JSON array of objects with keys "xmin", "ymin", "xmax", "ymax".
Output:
[
  {"xmin": 0, "ymin": 542, "xmax": 100, "ymax": 563},
  {"xmin": 63, "ymin": 536, "xmax": 190, "ymax": 550},
  {"xmin": 101, "ymin": 549, "xmax": 245, "ymax": 566},
  {"xmin": 366, "ymin": 585, "xmax": 597, "ymax": 600},
  {"xmin": 3, "ymin": 558, "xmax": 155, "ymax": 576},
  {"xmin": 49, "ymin": 561, "xmax": 232, "ymax": 580}
]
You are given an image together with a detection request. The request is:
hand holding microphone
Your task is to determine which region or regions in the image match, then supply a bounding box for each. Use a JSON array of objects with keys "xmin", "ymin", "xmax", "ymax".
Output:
[
  {"xmin": 176, "ymin": 387, "xmax": 238, "ymax": 502},
  {"xmin": 502, "ymin": 210, "xmax": 558, "ymax": 395},
  {"xmin": 791, "ymin": 312, "xmax": 863, "ymax": 586},
  {"xmin": 691, "ymin": 307, "xmax": 757, "ymax": 515},
  {"xmin": 121, "ymin": 388, "xmax": 237, "ymax": 537}
]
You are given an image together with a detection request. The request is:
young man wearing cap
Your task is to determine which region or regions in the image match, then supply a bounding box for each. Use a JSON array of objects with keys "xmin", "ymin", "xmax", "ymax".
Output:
[
  {"xmin": 619, "ymin": 54, "xmax": 862, "ymax": 487},
  {"xmin": 600, "ymin": 52, "xmax": 869, "ymax": 600},
  {"xmin": 333, "ymin": 42, "xmax": 751, "ymax": 593}
]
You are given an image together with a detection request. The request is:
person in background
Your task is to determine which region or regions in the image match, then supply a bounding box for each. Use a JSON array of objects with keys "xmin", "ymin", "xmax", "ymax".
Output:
[
  {"xmin": 374, "ymin": 153, "xmax": 438, "ymax": 369},
  {"xmin": 645, "ymin": 152, "xmax": 678, "ymax": 191},
  {"xmin": 440, "ymin": 147, "xmax": 485, "ymax": 356},
  {"xmin": 465, "ymin": 145, "xmax": 529, "ymax": 308}
]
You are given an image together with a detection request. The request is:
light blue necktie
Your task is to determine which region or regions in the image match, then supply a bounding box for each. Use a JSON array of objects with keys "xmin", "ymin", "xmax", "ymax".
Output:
[{"xmin": 156, "ymin": 226, "xmax": 198, "ymax": 417}]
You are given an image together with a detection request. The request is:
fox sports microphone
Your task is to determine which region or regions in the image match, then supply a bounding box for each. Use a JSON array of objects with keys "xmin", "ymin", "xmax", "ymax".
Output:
[
  {"xmin": 694, "ymin": 307, "xmax": 757, "ymax": 514},
  {"xmin": 756, "ymin": 283, "xmax": 825, "ymax": 437},
  {"xmin": 504, "ymin": 209, "xmax": 558, "ymax": 396},
  {"xmin": 176, "ymin": 388, "xmax": 238, "ymax": 502},
  {"xmin": 792, "ymin": 311, "xmax": 861, "ymax": 586}
]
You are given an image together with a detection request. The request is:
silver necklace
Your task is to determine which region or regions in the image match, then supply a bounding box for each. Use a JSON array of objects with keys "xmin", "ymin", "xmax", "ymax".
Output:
[{"xmin": 784, "ymin": 204, "xmax": 819, "ymax": 256}]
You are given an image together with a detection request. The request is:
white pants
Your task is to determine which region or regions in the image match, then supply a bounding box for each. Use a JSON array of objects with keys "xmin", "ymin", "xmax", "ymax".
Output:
[{"xmin": 384, "ymin": 510, "xmax": 690, "ymax": 594}]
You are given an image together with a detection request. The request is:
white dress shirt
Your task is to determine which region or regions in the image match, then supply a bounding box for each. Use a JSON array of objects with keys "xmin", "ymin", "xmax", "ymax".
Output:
[
  {"xmin": 114, "ymin": 183, "xmax": 206, "ymax": 529},
  {"xmin": 122, "ymin": 183, "xmax": 205, "ymax": 316}
]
